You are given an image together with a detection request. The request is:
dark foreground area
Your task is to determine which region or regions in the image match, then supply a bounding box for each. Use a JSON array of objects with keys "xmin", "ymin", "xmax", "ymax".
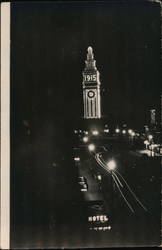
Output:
[
  {"xmin": 11, "ymin": 204, "xmax": 160, "ymax": 248},
  {"xmin": 10, "ymin": 136, "xmax": 161, "ymax": 248}
]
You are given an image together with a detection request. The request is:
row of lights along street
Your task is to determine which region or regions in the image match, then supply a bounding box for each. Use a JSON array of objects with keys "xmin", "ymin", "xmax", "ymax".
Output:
[
  {"xmin": 74, "ymin": 128, "xmax": 143, "ymax": 141},
  {"xmin": 74, "ymin": 125, "xmax": 162, "ymax": 166},
  {"xmin": 74, "ymin": 127, "xmax": 138, "ymax": 136}
]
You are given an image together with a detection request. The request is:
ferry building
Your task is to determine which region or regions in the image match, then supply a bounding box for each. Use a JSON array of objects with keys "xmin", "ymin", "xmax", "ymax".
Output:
[{"xmin": 82, "ymin": 47, "xmax": 101, "ymax": 119}]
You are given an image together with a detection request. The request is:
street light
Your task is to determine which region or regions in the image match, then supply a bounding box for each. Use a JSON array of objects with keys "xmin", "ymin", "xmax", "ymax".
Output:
[
  {"xmin": 115, "ymin": 128, "xmax": 120, "ymax": 133},
  {"xmin": 107, "ymin": 160, "xmax": 116, "ymax": 171},
  {"xmin": 128, "ymin": 129, "xmax": 133, "ymax": 135},
  {"xmin": 74, "ymin": 157, "xmax": 80, "ymax": 161},
  {"xmin": 144, "ymin": 140, "xmax": 149, "ymax": 149},
  {"xmin": 131, "ymin": 131, "xmax": 135, "ymax": 137},
  {"xmin": 88, "ymin": 144, "xmax": 96, "ymax": 152},
  {"xmin": 97, "ymin": 175, "xmax": 102, "ymax": 181},
  {"xmin": 122, "ymin": 129, "xmax": 126, "ymax": 134},
  {"xmin": 83, "ymin": 136, "xmax": 89, "ymax": 143},
  {"xmin": 148, "ymin": 135, "xmax": 153, "ymax": 141},
  {"xmin": 92, "ymin": 130, "xmax": 99, "ymax": 136}
]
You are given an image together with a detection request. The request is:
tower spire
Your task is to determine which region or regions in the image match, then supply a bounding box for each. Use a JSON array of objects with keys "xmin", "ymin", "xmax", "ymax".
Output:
[
  {"xmin": 87, "ymin": 46, "xmax": 94, "ymax": 60},
  {"xmin": 85, "ymin": 46, "xmax": 97, "ymax": 71}
]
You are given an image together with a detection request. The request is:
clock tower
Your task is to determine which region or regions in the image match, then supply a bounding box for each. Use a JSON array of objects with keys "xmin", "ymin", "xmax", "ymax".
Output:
[{"xmin": 82, "ymin": 47, "xmax": 101, "ymax": 119}]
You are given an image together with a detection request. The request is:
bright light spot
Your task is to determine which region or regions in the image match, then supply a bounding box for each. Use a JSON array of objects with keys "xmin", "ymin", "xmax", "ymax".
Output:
[
  {"xmin": 122, "ymin": 130, "xmax": 126, "ymax": 134},
  {"xmin": 131, "ymin": 132, "xmax": 135, "ymax": 136},
  {"xmin": 74, "ymin": 130, "xmax": 78, "ymax": 134},
  {"xmin": 85, "ymin": 131, "xmax": 88, "ymax": 135},
  {"xmin": 128, "ymin": 129, "xmax": 133, "ymax": 134},
  {"xmin": 115, "ymin": 128, "xmax": 120, "ymax": 133},
  {"xmin": 92, "ymin": 130, "xmax": 99, "ymax": 136},
  {"xmin": 97, "ymin": 175, "xmax": 102, "ymax": 181},
  {"xmin": 88, "ymin": 144, "xmax": 95, "ymax": 151},
  {"xmin": 104, "ymin": 129, "xmax": 109, "ymax": 133},
  {"xmin": 83, "ymin": 136, "xmax": 89, "ymax": 143},
  {"xmin": 74, "ymin": 157, "xmax": 80, "ymax": 161},
  {"xmin": 144, "ymin": 140, "xmax": 149, "ymax": 145},
  {"xmin": 107, "ymin": 160, "xmax": 116, "ymax": 170},
  {"xmin": 149, "ymin": 144, "xmax": 154, "ymax": 150},
  {"xmin": 90, "ymin": 226, "xmax": 111, "ymax": 231},
  {"xmin": 88, "ymin": 215, "xmax": 108, "ymax": 222},
  {"xmin": 148, "ymin": 135, "xmax": 153, "ymax": 140},
  {"xmin": 81, "ymin": 188, "xmax": 87, "ymax": 192}
]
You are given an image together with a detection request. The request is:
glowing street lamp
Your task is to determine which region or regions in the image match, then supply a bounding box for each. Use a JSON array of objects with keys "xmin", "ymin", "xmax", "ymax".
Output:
[
  {"xmin": 128, "ymin": 129, "xmax": 133, "ymax": 135},
  {"xmin": 83, "ymin": 136, "xmax": 89, "ymax": 143},
  {"xmin": 131, "ymin": 131, "xmax": 135, "ymax": 137},
  {"xmin": 149, "ymin": 144, "xmax": 155, "ymax": 150},
  {"xmin": 122, "ymin": 129, "xmax": 126, "ymax": 135},
  {"xmin": 88, "ymin": 144, "xmax": 96, "ymax": 152},
  {"xmin": 144, "ymin": 140, "xmax": 149, "ymax": 149},
  {"xmin": 92, "ymin": 130, "xmax": 99, "ymax": 136},
  {"xmin": 74, "ymin": 157, "xmax": 80, "ymax": 162},
  {"xmin": 148, "ymin": 135, "xmax": 153, "ymax": 141},
  {"xmin": 97, "ymin": 175, "xmax": 102, "ymax": 181},
  {"xmin": 107, "ymin": 160, "xmax": 116, "ymax": 171},
  {"xmin": 115, "ymin": 128, "xmax": 120, "ymax": 133}
]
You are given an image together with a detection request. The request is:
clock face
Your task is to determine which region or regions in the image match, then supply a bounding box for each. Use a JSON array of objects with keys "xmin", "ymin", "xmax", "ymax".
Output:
[
  {"xmin": 84, "ymin": 74, "xmax": 97, "ymax": 82},
  {"xmin": 88, "ymin": 91, "xmax": 95, "ymax": 98}
]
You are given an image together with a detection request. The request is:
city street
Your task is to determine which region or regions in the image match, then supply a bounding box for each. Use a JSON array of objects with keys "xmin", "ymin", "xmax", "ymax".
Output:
[{"xmin": 11, "ymin": 135, "xmax": 161, "ymax": 248}]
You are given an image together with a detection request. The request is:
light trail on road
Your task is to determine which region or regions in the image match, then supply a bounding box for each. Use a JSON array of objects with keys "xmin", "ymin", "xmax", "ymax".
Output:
[
  {"xmin": 93, "ymin": 152, "xmax": 148, "ymax": 213},
  {"xmin": 114, "ymin": 170, "xmax": 148, "ymax": 212},
  {"xmin": 95, "ymin": 153, "xmax": 134, "ymax": 213},
  {"xmin": 95, "ymin": 153, "xmax": 123, "ymax": 188},
  {"xmin": 95, "ymin": 153, "xmax": 123, "ymax": 189},
  {"xmin": 99, "ymin": 155, "xmax": 123, "ymax": 187},
  {"xmin": 112, "ymin": 174, "xmax": 134, "ymax": 213},
  {"xmin": 111, "ymin": 172, "xmax": 123, "ymax": 188}
]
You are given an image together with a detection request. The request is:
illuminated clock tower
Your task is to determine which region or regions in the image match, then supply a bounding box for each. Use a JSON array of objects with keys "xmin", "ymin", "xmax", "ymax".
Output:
[{"xmin": 82, "ymin": 46, "xmax": 101, "ymax": 119}]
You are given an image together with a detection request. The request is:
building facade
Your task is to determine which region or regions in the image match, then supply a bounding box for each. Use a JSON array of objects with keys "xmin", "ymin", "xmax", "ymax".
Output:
[{"xmin": 82, "ymin": 47, "xmax": 101, "ymax": 119}]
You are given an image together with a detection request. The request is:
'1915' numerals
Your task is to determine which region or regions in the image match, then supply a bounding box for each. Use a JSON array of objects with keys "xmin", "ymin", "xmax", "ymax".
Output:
[{"xmin": 84, "ymin": 74, "xmax": 97, "ymax": 82}]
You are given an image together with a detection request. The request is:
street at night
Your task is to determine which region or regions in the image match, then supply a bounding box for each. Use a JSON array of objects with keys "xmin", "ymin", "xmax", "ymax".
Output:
[{"xmin": 11, "ymin": 127, "xmax": 161, "ymax": 248}]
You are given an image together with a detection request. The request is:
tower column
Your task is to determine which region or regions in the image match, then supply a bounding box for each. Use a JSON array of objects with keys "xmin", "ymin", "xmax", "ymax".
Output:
[{"xmin": 82, "ymin": 47, "xmax": 102, "ymax": 119}]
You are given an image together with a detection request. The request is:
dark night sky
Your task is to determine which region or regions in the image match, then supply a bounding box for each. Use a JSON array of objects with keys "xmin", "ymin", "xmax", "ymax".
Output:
[{"xmin": 11, "ymin": 1, "xmax": 161, "ymax": 137}]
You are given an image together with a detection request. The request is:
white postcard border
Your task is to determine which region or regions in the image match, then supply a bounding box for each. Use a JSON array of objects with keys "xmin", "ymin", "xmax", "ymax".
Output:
[{"xmin": 1, "ymin": 2, "xmax": 10, "ymax": 249}]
